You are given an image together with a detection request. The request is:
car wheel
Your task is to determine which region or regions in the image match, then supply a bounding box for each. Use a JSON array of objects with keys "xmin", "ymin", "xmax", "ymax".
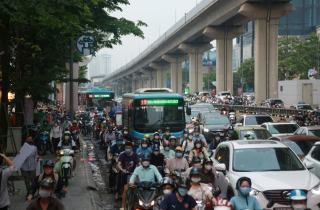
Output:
[{"xmin": 227, "ymin": 189, "xmax": 235, "ymax": 200}]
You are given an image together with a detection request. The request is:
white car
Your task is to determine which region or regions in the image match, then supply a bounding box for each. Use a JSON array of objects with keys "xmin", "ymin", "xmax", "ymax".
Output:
[
  {"xmin": 303, "ymin": 141, "xmax": 320, "ymax": 179},
  {"xmin": 261, "ymin": 122, "xmax": 300, "ymax": 137},
  {"xmin": 216, "ymin": 91, "xmax": 233, "ymax": 100},
  {"xmin": 235, "ymin": 114, "xmax": 274, "ymax": 127},
  {"xmin": 212, "ymin": 140, "xmax": 320, "ymax": 209}
]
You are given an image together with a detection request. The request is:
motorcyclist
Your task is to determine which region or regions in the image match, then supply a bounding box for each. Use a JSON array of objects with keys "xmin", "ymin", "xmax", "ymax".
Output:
[
  {"xmin": 193, "ymin": 126, "xmax": 208, "ymax": 148},
  {"xmin": 129, "ymin": 153, "xmax": 162, "ymax": 186},
  {"xmin": 165, "ymin": 147, "xmax": 189, "ymax": 175},
  {"xmin": 312, "ymin": 116, "xmax": 319, "ymax": 126},
  {"xmin": 229, "ymin": 105, "xmax": 235, "ymax": 113},
  {"xmin": 200, "ymin": 158, "xmax": 216, "ymax": 184},
  {"xmin": 161, "ymin": 140, "xmax": 175, "ymax": 158},
  {"xmin": 55, "ymin": 131, "xmax": 78, "ymax": 176},
  {"xmin": 153, "ymin": 177, "xmax": 175, "ymax": 210},
  {"xmin": 180, "ymin": 129, "xmax": 189, "ymax": 145},
  {"xmin": 59, "ymin": 118, "xmax": 72, "ymax": 134},
  {"xmin": 304, "ymin": 119, "xmax": 312, "ymax": 126},
  {"xmin": 225, "ymin": 126, "xmax": 238, "ymax": 140},
  {"xmin": 220, "ymin": 106, "xmax": 227, "ymax": 112},
  {"xmin": 96, "ymin": 118, "xmax": 103, "ymax": 143},
  {"xmin": 39, "ymin": 119, "xmax": 53, "ymax": 154},
  {"xmin": 143, "ymin": 134, "xmax": 152, "ymax": 147},
  {"xmin": 169, "ymin": 136, "xmax": 177, "ymax": 151},
  {"xmin": 230, "ymin": 177, "xmax": 262, "ymax": 210},
  {"xmin": 161, "ymin": 127, "xmax": 171, "ymax": 142},
  {"xmin": 150, "ymin": 132, "xmax": 162, "ymax": 148},
  {"xmin": 122, "ymin": 127, "xmax": 132, "ymax": 142},
  {"xmin": 189, "ymin": 139, "xmax": 209, "ymax": 162},
  {"xmin": 150, "ymin": 144, "xmax": 167, "ymax": 177},
  {"xmin": 290, "ymin": 114, "xmax": 297, "ymax": 123},
  {"xmin": 159, "ymin": 177, "xmax": 197, "ymax": 210},
  {"xmin": 208, "ymin": 132, "xmax": 222, "ymax": 153},
  {"xmin": 136, "ymin": 138, "xmax": 152, "ymax": 156},
  {"xmin": 182, "ymin": 130, "xmax": 195, "ymax": 153},
  {"xmin": 27, "ymin": 160, "xmax": 67, "ymax": 202},
  {"xmin": 278, "ymin": 114, "xmax": 286, "ymax": 122},
  {"xmin": 244, "ymin": 108, "xmax": 249, "ymax": 115},
  {"xmin": 185, "ymin": 155, "xmax": 201, "ymax": 178},
  {"xmin": 288, "ymin": 190, "xmax": 308, "ymax": 210},
  {"xmin": 105, "ymin": 125, "xmax": 116, "ymax": 149},
  {"xmin": 188, "ymin": 168, "xmax": 217, "ymax": 205},
  {"xmin": 69, "ymin": 120, "xmax": 79, "ymax": 131}
]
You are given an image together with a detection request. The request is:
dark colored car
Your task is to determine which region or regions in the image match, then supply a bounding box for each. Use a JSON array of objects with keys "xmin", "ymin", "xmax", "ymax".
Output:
[
  {"xmin": 202, "ymin": 115, "xmax": 231, "ymax": 144},
  {"xmin": 196, "ymin": 111, "xmax": 221, "ymax": 124},
  {"xmin": 268, "ymin": 135, "xmax": 320, "ymax": 160}
]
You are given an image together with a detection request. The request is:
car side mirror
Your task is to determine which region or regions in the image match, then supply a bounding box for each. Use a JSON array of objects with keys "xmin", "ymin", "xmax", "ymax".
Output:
[
  {"xmin": 235, "ymin": 123, "xmax": 242, "ymax": 127},
  {"xmin": 215, "ymin": 163, "xmax": 226, "ymax": 175},
  {"xmin": 304, "ymin": 161, "xmax": 315, "ymax": 169}
]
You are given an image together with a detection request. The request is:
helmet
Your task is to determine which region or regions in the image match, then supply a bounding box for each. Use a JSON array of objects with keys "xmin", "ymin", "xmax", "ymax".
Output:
[
  {"xmin": 141, "ymin": 138, "xmax": 149, "ymax": 143},
  {"xmin": 281, "ymin": 114, "xmax": 285, "ymax": 117},
  {"xmin": 247, "ymin": 136, "xmax": 254, "ymax": 140},
  {"xmin": 191, "ymin": 155, "xmax": 201, "ymax": 163},
  {"xmin": 176, "ymin": 177, "xmax": 191, "ymax": 189},
  {"xmin": 40, "ymin": 178, "xmax": 55, "ymax": 189},
  {"xmin": 215, "ymin": 199, "xmax": 234, "ymax": 210},
  {"xmin": 190, "ymin": 167, "xmax": 201, "ymax": 176},
  {"xmin": 108, "ymin": 125, "xmax": 113, "ymax": 130},
  {"xmin": 214, "ymin": 132, "xmax": 220, "ymax": 137},
  {"xmin": 163, "ymin": 140, "xmax": 170, "ymax": 146},
  {"xmin": 153, "ymin": 132, "xmax": 159, "ymax": 136},
  {"xmin": 292, "ymin": 114, "xmax": 296, "ymax": 117},
  {"xmin": 141, "ymin": 153, "xmax": 151, "ymax": 160},
  {"xmin": 203, "ymin": 157, "xmax": 213, "ymax": 165},
  {"xmin": 160, "ymin": 177, "xmax": 175, "ymax": 188},
  {"xmin": 244, "ymin": 134, "xmax": 250, "ymax": 138},
  {"xmin": 144, "ymin": 134, "xmax": 151, "ymax": 139},
  {"xmin": 72, "ymin": 120, "xmax": 77, "ymax": 124},
  {"xmin": 228, "ymin": 126, "xmax": 234, "ymax": 130},
  {"xmin": 194, "ymin": 126, "xmax": 200, "ymax": 132},
  {"xmin": 43, "ymin": 160, "xmax": 54, "ymax": 167},
  {"xmin": 289, "ymin": 190, "xmax": 307, "ymax": 201},
  {"xmin": 123, "ymin": 126, "xmax": 128, "ymax": 130},
  {"xmin": 165, "ymin": 127, "xmax": 171, "ymax": 132},
  {"xmin": 169, "ymin": 136, "xmax": 177, "ymax": 141},
  {"xmin": 43, "ymin": 119, "xmax": 48, "ymax": 123},
  {"xmin": 188, "ymin": 129, "xmax": 194, "ymax": 134},
  {"xmin": 183, "ymin": 129, "xmax": 188, "ymax": 133},
  {"xmin": 298, "ymin": 112, "xmax": 302, "ymax": 115},
  {"xmin": 57, "ymin": 110, "xmax": 61, "ymax": 113},
  {"xmin": 116, "ymin": 134, "xmax": 123, "ymax": 141},
  {"xmin": 152, "ymin": 144, "xmax": 160, "ymax": 151},
  {"xmin": 194, "ymin": 138, "xmax": 202, "ymax": 144},
  {"xmin": 64, "ymin": 131, "xmax": 71, "ymax": 136}
]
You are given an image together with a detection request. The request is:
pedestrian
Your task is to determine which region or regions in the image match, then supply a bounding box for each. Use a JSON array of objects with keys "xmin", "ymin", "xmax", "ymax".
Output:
[
  {"xmin": 0, "ymin": 153, "xmax": 16, "ymax": 210},
  {"xmin": 230, "ymin": 177, "xmax": 262, "ymax": 210},
  {"xmin": 20, "ymin": 135, "xmax": 39, "ymax": 198},
  {"xmin": 26, "ymin": 178, "xmax": 65, "ymax": 210},
  {"xmin": 50, "ymin": 121, "xmax": 62, "ymax": 153}
]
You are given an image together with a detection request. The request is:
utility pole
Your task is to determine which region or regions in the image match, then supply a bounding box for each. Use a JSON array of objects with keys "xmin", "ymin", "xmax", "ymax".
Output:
[{"xmin": 70, "ymin": 36, "xmax": 74, "ymax": 121}]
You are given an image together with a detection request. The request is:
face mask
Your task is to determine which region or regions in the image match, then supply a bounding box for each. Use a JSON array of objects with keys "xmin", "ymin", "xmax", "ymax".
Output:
[
  {"xmin": 188, "ymin": 135, "xmax": 193, "ymax": 140},
  {"xmin": 165, "ymin": 147, "xmax": 170, "ymax": 151},
  {"xmin": 39, "ymin": 189, "xmax": 51, "ymax": 198},
  {"xmin": 142, "ymin": 161, "xmax": 150, "ymax": 167},
  {"xmin": 171, "ymin": 142, "xmax": 175, "ymax": 146},
  {"xmin": 196, "ymin": 144, "xmax": 201, "ymax": 148},
  {"xmin": 154, "ymin": 151, "xmax": 159, "ymax": 155},
  {"xmin": 125, "ymin": 149, "xmax": 132, "ymax": 154},
  {"xmin": 54, "ymin": 124, "xmax": 58, "ymax": 127},
  {"xmin": 292, "ymin": 117, "xmax": 295, "ymax": 120},
  {"xmin": 176, "ymin": 153, "xmax": 182, "ymax": 158},
  {"xmin": 205, "ymin": 165, "xmax": 212, "ymax": 170},
  {"xmin": 163, "ymin": 189, "xmax": 172, "ymax": 196},
  {"xmin": 155, "ymin": 136, "xmax": 159, "ymax": 140},
  {"xmin": 26, "ymin": 141, "xmax": 33, "ymax": 145},
  {"xmin": 165, "ymin": 132, "xmax": 170, "ymax": 136},
  {"xmin": 194, "ymin": 163, "xmax": 201, "ymax": 168},
  {"xmin": 184, "ymin": 134, "xmax": 188, "ymax": 138},
  {"xmin": 292, "ymin": 204, "xmax": 306, "ymax": 210},
  {"xmin": 240, "ymin": 187, "xmax": 251, "ymax": 196},
  {"xmin": 229, "ymin": 131, "xmax": 234, "ymax": 134},
  {"xmin": 117, "ymin": 142, "xmax": 122, "ymax": 145},
  {"xmin": 195, "ymin": 132, "xmax": 200, "ymax": 136},
  {"xmin": 109, "ymin": 130, "xmax": 112, "ymax": 133},
  {"xmin": 178, "ymin": 188, "xmax": 188, "ymax": 197},
  {"xmin": 142, "ymin": 144, "xmax": 148, "ymax": 148},
  {"xmin": 306, "ymin": 121, "xmax": 310, "ymax": 123},
  {"xmin": 191, "ymin": 178, "xmax": 201, "ymax": 183},
  {"xmin": 215, "ymin": 137, "xmax": 220, "ymax": 141},
  {"xmin": 65, "ymin": 136, "xmax": 69, "ymax": 140},
  {"xmin": 314, "ymin": 119, "xmax": 317, "ymax": 121},
  {"xmin": 124, "ymin": 131, "xmax": 128, "ymax": 135}
]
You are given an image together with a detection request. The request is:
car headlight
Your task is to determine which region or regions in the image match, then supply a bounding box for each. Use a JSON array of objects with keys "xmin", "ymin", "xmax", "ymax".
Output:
[
  {"xmin": 311, "ymin": 183, "xmax": 320, "ymax": 195},
  {"xmin": 151, "ymin": 200, "xmax": 155, "ymax": 206},
  {"xmin": 250, "ymin": 188, "xmax": 259, "ymax": 196},
  {"xmin": 139, "ymin": 200, "xmax": 143, "ymax": 206},
  {"xmin": 204, "ymin": 128, "xmax": 210, "ymax": 132}
]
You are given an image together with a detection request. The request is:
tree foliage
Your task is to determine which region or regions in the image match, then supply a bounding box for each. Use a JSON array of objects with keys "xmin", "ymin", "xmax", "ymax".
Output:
[{"xmin": 203, "ymin": 70, "xmax": 216, "ymax": 90}]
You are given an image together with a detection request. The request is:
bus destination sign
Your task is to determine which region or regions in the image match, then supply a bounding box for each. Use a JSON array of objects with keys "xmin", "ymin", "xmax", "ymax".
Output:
[
  {"xmin": 94, "ymin": 94, "xmax": 110, "ymax": 98},
  {"xmin": 140, "ymin": 99, "xmax": 179, "ymax": 105}
]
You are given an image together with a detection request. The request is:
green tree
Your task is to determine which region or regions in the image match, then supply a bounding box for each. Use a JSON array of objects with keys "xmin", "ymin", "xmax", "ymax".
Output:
[
  {"xmin": 236, "ymin": 57, "xmax": 254, "ymax": 91},
  {"xmin": 203, "ymin": 70, "xmax": 216, "ymax": 90}
]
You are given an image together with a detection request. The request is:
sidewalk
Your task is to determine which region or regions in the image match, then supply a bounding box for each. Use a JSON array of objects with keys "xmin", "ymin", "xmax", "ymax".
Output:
[{"xmin": 8, "ymin": 136, "xmax": 96, "ymax": 210}]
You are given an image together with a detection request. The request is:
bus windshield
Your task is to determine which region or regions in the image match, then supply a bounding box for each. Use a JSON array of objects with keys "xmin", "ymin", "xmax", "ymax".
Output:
[{"xmin": 134, "ymin": 104, "xmax": 185, "ymax": 133}]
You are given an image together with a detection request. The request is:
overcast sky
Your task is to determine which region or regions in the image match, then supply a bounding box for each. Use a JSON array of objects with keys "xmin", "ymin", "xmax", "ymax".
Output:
[{"xmin": 97, "ymin": 0, "xmax": 215, "ymax": 73}]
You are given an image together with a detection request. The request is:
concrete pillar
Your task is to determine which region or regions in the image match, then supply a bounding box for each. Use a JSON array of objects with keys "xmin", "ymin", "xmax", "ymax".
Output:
[
  {"xmin": 65, "ymin": 62, "xmax": 79, "ymax": 112},
  {"xmin": 149, "ymin": 62, "xmax": 170, "ymax": 88},
  {"xmin": 203, "ymin": 26, "xmax": 247, "ymax": 94},
  {"xmin": 162, "ymin": 70, "xmax": 167, "ymax": 88},
  {"xmin": 122, "ymin": 82, "xmax": 126, "ymax": 94},
  {"xmin": 114, "ymin": 86, "xmax": 118, "ymax": 97},
  {"xmin": 179, "ymin": 43, "xmax": 213, "ymax": 93},
  {"xmin": 162, "ymin": 54, "xmax": 188, "ymax": 94},
  {"xmin": 239, "ymin": 2, "xmax": 295, "ymax": 102}
]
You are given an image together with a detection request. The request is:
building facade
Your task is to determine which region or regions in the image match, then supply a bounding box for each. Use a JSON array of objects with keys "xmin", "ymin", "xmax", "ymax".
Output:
[{"xmin": 87, "ymin": 54, "xmax": 111, "ymax": 81}]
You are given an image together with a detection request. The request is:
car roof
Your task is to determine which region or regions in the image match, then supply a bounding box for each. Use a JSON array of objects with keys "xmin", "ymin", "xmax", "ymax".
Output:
[
  {"xmin": 262, "ymin": 122, "xmax": 298, "ymax": 125},
  {"xmin": 241, "ymin": 114, "xmax": 272, "ymax": 117},
  {"xmin": 299, "ymin": 126, "xmax": 320, "ymax": 130},
  {"xmin": 234, "ymin": 126, "xmax": 267, "ymax": 131},
  {"xmin": 272, "ymin": 135, "xmax": 320, "ymax": 141},
  {"xmin": 293, "ymin": 104, "xmax": 311, "ymax": 106},
  {"xmin": 205, "ymin": 115, "xmax": 228, "ymax": 119},
  {"xmin": 222, "ymin": 140, "xmax": 287, "ymax": 149}
]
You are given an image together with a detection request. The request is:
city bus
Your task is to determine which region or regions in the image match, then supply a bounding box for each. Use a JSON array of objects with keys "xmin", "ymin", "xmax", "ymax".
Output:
[
  {"xmin": 85, "ymin": 88, "xmax": 115, "ymax": 113},
  {"xmin": 122, "ymin": 88, "xmax": 187, "ymax": 140}
]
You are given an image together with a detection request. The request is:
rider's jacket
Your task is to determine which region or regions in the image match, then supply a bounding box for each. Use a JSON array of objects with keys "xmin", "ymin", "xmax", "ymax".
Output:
[{"xmin": 57, "ymin": 139, "xmax": 77, "ymax": 150}]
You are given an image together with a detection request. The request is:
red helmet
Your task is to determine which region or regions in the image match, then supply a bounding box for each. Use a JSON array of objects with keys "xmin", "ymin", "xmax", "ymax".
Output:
[
  {"xmin": 281, "ymin": 114, "xmax": 285, "ymax": 117},
  {"xmin": 215, "ymin": 199, "xmax": 233, "ymax": 210},
  {"xmin": 163, "ymin": 140, "xmax": 170, "ymax": 146},
  {"xmin": 292, "ymin": 114, "xmax": 296, "ymax": 117}
]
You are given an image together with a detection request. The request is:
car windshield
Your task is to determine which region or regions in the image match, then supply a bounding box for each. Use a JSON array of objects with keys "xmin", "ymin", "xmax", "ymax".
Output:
[
  {"xmin": 185, "ymin": 117, "xmax": 192, "ymax": 124},
  {"xmin": 190, "ymin": 110, "xmax": 201, "ymax": 117},
  {"xmin": 297, "ymin": 105, "xmax": 313, "ymax": 110},
  {"xmin": 233, "ymin": 148, "xmax": 305, "ymax": 171},
  {"xmin": 282, "ymin": 140, "xmax": 317, "ymax": 155},
  {"xmin": 245, "ymin": 116, "xmax": 274, "ymax": 125},
  {"xmin": 221, "ymin": 93, "xmax": 231, "ymax": 96},
  {"xmin": 192, "ymin": 107, "xmax": 209, "ymax": 112},
  {"xmin": 268, "ymin": 124, "xmax": 299, "ymax": 134},
  {"xmin": 201, "ymin": 112, "xmax": 220, "ymax": 120},
  {"xmin": 205, "ymin": 117, "xmax": 230, "ymax": 125},
  {"xmin": 308, "ymin": 130, "xmax": 320, "ymax": 137},
  {"xmin": 273, "ymin": 100, "xmax": 283, "ymax": 104},
  {"xmin": 240, "ymin": 130, "xmax": 272, "ymax": 139}
]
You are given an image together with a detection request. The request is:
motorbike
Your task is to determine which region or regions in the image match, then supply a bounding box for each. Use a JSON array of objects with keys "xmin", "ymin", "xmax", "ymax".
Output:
[
  {"xmin": 221, "ymin": 111, "xmax": 228, "ymax": 116},
  {"xmin": 184, "ymin": 151, "xmax": 190, "ymax": 164},
  {"xmin": 83, "ymin": 120, "xmax": 90, "ymax": 136},
  {"xmin": 170, "ymin": 169, "xmax": 186, "ymax": 182},
  {"xmin": 71, "ymin": 130, "xmax": 80, "ymax": 151},
  {"xmin": 127, "ymin": 181, "xmax": 159, "ymax": 210},
  {"xmin": 56, "ymin": 148, "xmax": 74, "ymax": 186},
  {"xmin": 229, "ymin": 112, "xmax": 236, "ymax": 124},
  {"xmin": 39, "ymin": 131, "xmax": 50, "ymax": 155}
]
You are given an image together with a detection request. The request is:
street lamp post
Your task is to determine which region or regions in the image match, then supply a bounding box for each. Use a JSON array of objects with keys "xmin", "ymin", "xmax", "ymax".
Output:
[{"xmin": 175, "ymin": 9, "xmax": 178, "ymax": 23}]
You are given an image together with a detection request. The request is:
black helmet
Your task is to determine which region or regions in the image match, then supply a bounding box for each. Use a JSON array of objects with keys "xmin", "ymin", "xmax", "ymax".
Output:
[
  {"xmin": 43, "ymin": 119, "xmax": 48, "ymax": 123},
  {"xmin": 116, "ymin": 134, "xmax": 123, "ymax": 141},
  {"xmin": 214, "ymin": 132, "xmax": 220, "ymax": 137},
  {"xmin": 152, "ymin": 144, "xmax": 160, "ymax": 151},
  {"xmin": 183, "ymin": 129, "xmax": 188, "ymax": 133},
  {"xmin": 203, "ymin": 157, "xmax": 213, "ymax": 164},
  {"xmin": 40, "ymin": 178, "xmax": 55, "ymax": 189},
  {"xmin": 194, "ymin": 138, "xmax": 202, "ymax": 144},
  {"xmin": 160, "ymin": 177, "xmax": 175, "ymax": 188},
  {"xmin": 165, "ymin": 127, "xmax": 171, "ymax": 131},
  {"xmin": 176, "ymin": 177, "xmax": 191, "ymax": 189},
  {"xmin": 194, "ymin": 126, "xmax": 200, "ymax": 132},
  {"xmin": 43, "ymin": 160, "xmax": 54, "ymax": 167},
  {"xmin": 228, "ymin": 126, "xmax": 234, "ymax": 130},
  {"xmin": 244, "ymin": 134, "xmax": 250, "ymax": 138},
  {"xmin": 190, "ymin": 167, "xmax": 201, "ymax": 176},
  {"xmin": 108, "ymin": 125, "xmax": 113, "ymax": 130},
  {"xmin": 192, "ymin": 155, "xmax": 201, "ymax": 163}
]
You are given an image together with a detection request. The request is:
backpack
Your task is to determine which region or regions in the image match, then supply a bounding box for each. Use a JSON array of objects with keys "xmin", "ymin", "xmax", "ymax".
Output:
[{"xmin": 38, "ymin": 173, "xmax": 59, "ymax": 185}]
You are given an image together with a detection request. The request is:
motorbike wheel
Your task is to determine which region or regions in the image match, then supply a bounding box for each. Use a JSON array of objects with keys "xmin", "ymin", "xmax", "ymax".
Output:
[{"xmin": 64, "ymin": 168, "xmax": 69, "ymax": 186}]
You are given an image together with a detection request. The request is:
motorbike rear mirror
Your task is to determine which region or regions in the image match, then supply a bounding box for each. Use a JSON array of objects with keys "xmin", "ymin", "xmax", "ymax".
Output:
[
  {"xmin": 266, "ymin": 199, "xmax": 274, "ymax": 208},
  {"xmin": 213, "ymin": 189, "xmax": 221, "ymax": 197}
]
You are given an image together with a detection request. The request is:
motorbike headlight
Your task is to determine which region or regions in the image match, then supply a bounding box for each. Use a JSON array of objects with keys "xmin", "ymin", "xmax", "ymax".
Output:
[
  {"xmin": 139, "ymin": 200, "xmax": 143, "ymax": 206},
  {"xmin": 311, "ymin": 182, "xmax": 320, "ymax": 195},
  {"xmin": 189, "ymin": 129, "xmax": 194, "ymax": 133},
  {"xmin": 250, "ymin": 188, "xmax": 259, "ymax": 196},
  {"xmin": 203, "ymin": 128, "xmax": 210, "ymax": 132},
  {"xmin": 151, "ymin": 200, "xmax": 155, "ymax": 206},
  {"xmin": 60, "ymin": 151, "xmax": 64, "ymax": 155}
]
